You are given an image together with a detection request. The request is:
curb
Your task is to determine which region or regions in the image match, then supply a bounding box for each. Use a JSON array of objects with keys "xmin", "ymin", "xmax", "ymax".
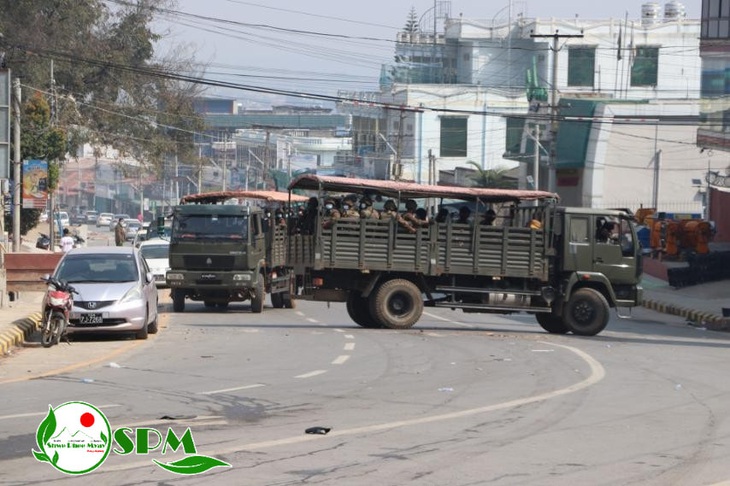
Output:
[
  {"xmin": 0, "ymin": 312, "xmax": 44, "ymax": 356},
  {"xmin": 641, "ymin": 298, "xmax": 729, "ymax": 331}
]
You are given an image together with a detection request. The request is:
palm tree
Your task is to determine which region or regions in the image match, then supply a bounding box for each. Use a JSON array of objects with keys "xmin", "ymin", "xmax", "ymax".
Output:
[{"xmin": 465, "ymin": 161, "xmax": 517, "ymax": 189}]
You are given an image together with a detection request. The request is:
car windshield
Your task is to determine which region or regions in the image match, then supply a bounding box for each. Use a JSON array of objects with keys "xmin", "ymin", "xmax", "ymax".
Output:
[
  {"xmin": 172, "ymin": 214, "xmax": 248, "ymax": 241},
  {"xmin": 55, "ymin": 254, "xmax": 138, "ymax": 283},
  {"xmin": 140, "ymin": 245, "xmax": 169, "ymax": 259}
]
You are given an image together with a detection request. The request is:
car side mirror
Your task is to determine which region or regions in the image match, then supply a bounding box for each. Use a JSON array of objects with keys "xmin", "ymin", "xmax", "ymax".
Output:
[{"xmin": 146, "ymin": 272, "xmax": 154, "ymax": 283}]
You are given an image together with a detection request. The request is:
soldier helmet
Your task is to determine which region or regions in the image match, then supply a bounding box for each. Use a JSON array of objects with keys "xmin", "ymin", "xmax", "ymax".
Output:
[
  {"xmin": 384, "ymin": 199, "xmax": 397, "ymax": 211},
  {"xmin": 405, "ymin": 199, "xmax": 417, "ymax": 211},
  {"xmin": 359, "ymin": 196, "xmax": 372, "ymax": 207},
  {"xmin": 343, "ymin": 194, "xmax": 358, "ymax": 204}
]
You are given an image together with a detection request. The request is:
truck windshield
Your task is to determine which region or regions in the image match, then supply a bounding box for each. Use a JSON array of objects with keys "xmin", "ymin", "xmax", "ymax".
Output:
[{"xmin": 172, "ymin": 214, "xmax": 248, "ymax": 241}]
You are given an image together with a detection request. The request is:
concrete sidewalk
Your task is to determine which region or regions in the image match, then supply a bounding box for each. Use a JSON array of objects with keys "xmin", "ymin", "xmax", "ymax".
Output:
[{"xmin": 0, "ymin": 292, "xmax": 44, "ymax": 356}]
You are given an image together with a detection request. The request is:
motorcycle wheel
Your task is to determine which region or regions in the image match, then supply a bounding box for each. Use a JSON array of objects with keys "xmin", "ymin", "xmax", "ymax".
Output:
[
  {"xmin": 41, "ymin": 313, "xmax": 56, "ymax": 347},
  {"xmin": 50, "ymin": 311, "xmax": 66, "ymax": 346}
]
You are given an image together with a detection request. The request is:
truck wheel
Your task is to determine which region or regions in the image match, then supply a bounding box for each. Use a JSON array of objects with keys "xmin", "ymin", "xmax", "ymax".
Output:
[
  {"xmin": 282, "ymin": 291, "xmax": 296, "ymax": 309},
  {"xmin": 564, "ymin": 288, "xmax": 609, "ymax": 336},
  {"xmin": 346, "ymin": 291, "xmax": 382, "ymax": 328},
  {"xmin": 172, "ymin": 289, "xmax": 185, "ymax": 313},
  {"xmin": 251, "ymin": 278, "xmax": 264, "ymax": 313},
  {"xmin": 271, "ymin": 292, "xmax": 284, "ymax": 308},
  {"xmin": 536, "ymin": 313, "xmax": 570, "ymax": 334},
  {"xmin": 370, "ymin": 279, "xmax": 423, "ymax": 329}
]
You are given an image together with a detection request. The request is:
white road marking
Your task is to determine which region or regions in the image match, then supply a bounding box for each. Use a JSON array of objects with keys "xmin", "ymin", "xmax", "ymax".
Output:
[
  {"xmin": 295, "ymin": 370, "xmax": 327, "ymax": 378},
  {"xmin": 306, "ymin": 318, "xmax": 318, "ymax": 323},
  {"xmin": 332, "ymin": 355, "xmax": 350, "ymax": 365},
  {"xmin": 197, "ymin": 383, "xmax": 266, "ymax": 395},
  {"xmin": 99, "ymin": 342, "xmax": 608, "ymax": 473},
  {"xmin": 422, "ymin": 311, "xmax": 475, "ymax": 328},
  {"xmin": 343, "ymin": 342, "xmax": 355, "ymax": 351},
  {"xmin": 0, "ymin": 404, "xmax": 122, "ymax": 421},
  {"xmin": 344, "ymin": 334, "xmax": 354, "ymax": 339},
  {"xmin": 295, "ymin": 311, "xmax": 305, "ymax": 317}
]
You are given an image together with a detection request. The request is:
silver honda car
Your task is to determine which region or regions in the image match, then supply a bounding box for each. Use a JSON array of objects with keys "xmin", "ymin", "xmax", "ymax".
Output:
[{"xmin": 51, "ymin": 246, "xmax": 159, "ymax": 339}]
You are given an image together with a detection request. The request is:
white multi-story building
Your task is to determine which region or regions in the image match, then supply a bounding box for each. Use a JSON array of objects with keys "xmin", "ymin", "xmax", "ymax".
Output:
[{"xmin": 342, "ymin": 1, "xmax": 708, "ymax": 212}]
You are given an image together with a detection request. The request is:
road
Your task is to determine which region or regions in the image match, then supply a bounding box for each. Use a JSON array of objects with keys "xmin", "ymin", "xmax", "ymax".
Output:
[{"xmin": 2, "ymin": 280, "xmax": 730, "ymax": 485}]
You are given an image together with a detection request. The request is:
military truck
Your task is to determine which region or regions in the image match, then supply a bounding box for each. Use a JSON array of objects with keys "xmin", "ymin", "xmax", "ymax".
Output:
[
  {"xmin": 285, "ymin": 175, "xmax": 643, "ymax": 336},
  {"xmin": 165, "ymin": 190, "xmax": 307, "ymax": 312}
]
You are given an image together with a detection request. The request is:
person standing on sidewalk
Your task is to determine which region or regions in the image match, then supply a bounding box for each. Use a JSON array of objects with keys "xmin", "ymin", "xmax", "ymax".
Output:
[
  {"xmin": 60, "ymin": 228, "xmax": 75, "ymax": 253},
  {"xmin": 114, "ymin": 218, "xmax": 126, "ymax": 246}
]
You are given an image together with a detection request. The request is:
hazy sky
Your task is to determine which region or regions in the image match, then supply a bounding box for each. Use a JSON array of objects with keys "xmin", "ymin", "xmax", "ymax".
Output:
[{"xmin": 154, "ymin": 0, "xmax": 701, "ymax": 103}]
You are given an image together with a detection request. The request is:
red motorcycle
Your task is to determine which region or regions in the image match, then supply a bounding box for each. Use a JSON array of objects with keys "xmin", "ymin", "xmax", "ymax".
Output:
[{"xmin": 40, "ymin": 276, "xmax": 77, "ymax": 347}]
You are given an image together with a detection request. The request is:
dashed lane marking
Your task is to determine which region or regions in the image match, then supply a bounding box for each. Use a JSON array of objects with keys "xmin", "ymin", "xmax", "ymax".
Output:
[
  {"xmin": 295, "ymin": 370, "xmax": 327, "ymax": 378},
  {"xmin": 197, "ymin": 383, "xmax": 266, "ymax": 395},
  {"xmin": 343, "ymin": 342, "xmax": 355, "ymax": 351},
  {"xmin": 331, "ymin": 355, "xmax": 350, "ymax": 365}
]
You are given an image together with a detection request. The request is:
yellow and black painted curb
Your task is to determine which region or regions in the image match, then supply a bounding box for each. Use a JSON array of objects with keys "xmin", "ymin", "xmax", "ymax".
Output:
[
  {"xmin": 642, "ymin": 299, "xmax": 729, "ymax": 331},
  {"xmin": 0, "ymin": 312, "xmax": 43, "ymax": 356}
]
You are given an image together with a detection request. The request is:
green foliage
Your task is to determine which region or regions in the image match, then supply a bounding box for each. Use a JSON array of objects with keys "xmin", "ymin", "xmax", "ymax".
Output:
[
  {"xmin": 4, "ymin": 209, "xmax": 41, "ymax": 237},
  {"xmin": 0, "ymin": 0, "xmax": 205, "ymax": 176},
  {"xmin": 465, "ymin": 161, "xmax": 518, "ymax": 189},
  {"xmin": 19, "ymin": 93, "xmax": 66, "ymax": 190},
  {"xmin": 404, "ymin": 7, "xmax": 420, "ymax": 34}
]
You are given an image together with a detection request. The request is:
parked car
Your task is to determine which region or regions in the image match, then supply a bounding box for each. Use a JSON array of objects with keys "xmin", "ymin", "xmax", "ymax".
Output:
[
  {"xmin": 49, "ymin": 246, "xmax": 159, "ymax": 339},
  {"xmin": 86, "ymin": 210, "xmax": 99, "ymax": 224},
  {"xmin": 124, "ymin": 219, "xmax": 142, "ymax": 240},
  {"xmin": 138, "ymin": 239, "xmax": 170, "ymax": 288},
  {"xmin": 109, "ymin": 214, "xmax": 131, "ymax": 231},
  {"xmin": 97, "ymin": 212, "xmax": 114, "ymax": 227}
]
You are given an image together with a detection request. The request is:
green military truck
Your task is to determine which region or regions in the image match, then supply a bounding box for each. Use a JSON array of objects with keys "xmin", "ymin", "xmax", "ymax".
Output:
[
  {"xmin": 164, "ymin": 190, "xmax": 307, "ymax": 312},
  {"xmin": 286, "ymin": 175, "xmax": 643, "ymax": 336}
]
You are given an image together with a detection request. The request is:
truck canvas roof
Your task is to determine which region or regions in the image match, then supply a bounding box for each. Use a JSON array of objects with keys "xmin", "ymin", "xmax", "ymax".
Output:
[
  {"xmin": 180, "ymin": 190, "xmax": 310, "ymax": 205},
  {"xmin": 288, "ymin": 175, "xmax": 559, "ymax": 204}
]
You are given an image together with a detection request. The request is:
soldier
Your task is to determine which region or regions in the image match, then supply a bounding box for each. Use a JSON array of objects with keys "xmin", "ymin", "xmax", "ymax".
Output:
[
  {"xmin": 456, "ymin": 206, "xmax": 471, "ymax": 224},
  {"xmin": 358, "ymin": 196, "xmax": 380, "ymax": 219},
  {"xmin": 322, "ymin": 197, "xmax": 342, "ymax": 229},
  {"xmin": 340, "ymin": 194, "xmax": 360, "ymax": 218},
  {"xmin": 481, "ymin": 208, "xmax": 497, "ymax": 226},
  {"xmin": 381, "ymin": 199, "xmax": 415, "ymax": 233},
  {"xmin": 401, "ymin": 199, "xmax": 429, "ymax": 229}
]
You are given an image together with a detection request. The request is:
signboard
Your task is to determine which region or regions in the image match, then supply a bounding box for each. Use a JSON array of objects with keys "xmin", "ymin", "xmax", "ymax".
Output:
[{"xmin": 22, "ymin": 159, "xmax": 48, "ymax": 209}]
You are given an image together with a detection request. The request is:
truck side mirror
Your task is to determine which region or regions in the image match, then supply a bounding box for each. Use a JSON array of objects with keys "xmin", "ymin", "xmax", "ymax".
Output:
[{"xmin": 157, "ymin": 216, "xmax": 166, "ymax": 238}]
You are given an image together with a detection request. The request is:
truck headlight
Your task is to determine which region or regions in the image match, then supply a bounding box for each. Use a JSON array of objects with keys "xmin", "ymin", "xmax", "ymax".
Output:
[
  {"xmin": 167, "ymin": 273, "xmax": 184, "ymax": 281},
  {"xmin": 233, "ymin": 274, "xmax": 252, "ymax": 281}
]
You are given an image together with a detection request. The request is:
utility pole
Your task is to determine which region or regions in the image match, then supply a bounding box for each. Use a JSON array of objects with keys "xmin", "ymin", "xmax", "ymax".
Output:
[
  {"xmin": 530, "ymin": 30, "xmax": 583, "ymax": 193},
  {"xmin": 12, "ymin": 77, "xmax": 20, "ymax": 252}
]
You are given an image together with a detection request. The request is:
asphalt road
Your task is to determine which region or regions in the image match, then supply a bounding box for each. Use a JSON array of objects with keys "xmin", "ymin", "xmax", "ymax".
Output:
[{"xmin": 2, "ymin": 293, "xmax": 730, "ymax": 485}]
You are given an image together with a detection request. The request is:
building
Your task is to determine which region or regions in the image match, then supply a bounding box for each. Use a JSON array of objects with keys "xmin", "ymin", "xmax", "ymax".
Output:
[
  {"xmin": 698, "ymin": 0, "xmax": 730, "ymax": 241},
  {"xmin": 344, "ymin": 1, "xmax": 708, "ymax": 215}
]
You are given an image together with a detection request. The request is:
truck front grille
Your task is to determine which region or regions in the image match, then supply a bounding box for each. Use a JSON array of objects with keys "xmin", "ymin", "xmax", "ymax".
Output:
[{"xmin": 182, "ymin": 255, "xmax": 235, "ymax": 270}]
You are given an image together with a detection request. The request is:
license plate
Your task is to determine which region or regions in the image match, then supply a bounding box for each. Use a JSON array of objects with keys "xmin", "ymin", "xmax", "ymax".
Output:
[{"xmin": 79, "ymin": 313, "xmax": 103, "ymax": 324}]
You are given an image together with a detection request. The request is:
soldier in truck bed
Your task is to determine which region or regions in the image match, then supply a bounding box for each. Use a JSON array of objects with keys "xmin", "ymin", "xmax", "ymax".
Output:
[
  {"xmin": 401, "ymin": 199, "xmax": 429, "ymax": 229},
  {"xmin": 380, "ymin": 199, "xmax": 416, "ymax": 233},
  {"xmin": 359, "ymin": 196, "xmax": 379, "ymax": 219}
]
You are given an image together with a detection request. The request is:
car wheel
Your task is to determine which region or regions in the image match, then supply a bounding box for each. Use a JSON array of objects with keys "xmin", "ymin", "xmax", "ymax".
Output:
[{"xmin": 136, "ymin": 308, "xmax": 149, "ymax": 340}]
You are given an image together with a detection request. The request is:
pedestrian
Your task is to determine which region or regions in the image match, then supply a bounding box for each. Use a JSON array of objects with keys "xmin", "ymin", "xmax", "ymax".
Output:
[
  {"xmin": 60, "ymin": 228, "xmax": 75, "ymax": 253},
  {"xmin": 114, "ymin": 217, "xmax": 126, "ymax": 246}
]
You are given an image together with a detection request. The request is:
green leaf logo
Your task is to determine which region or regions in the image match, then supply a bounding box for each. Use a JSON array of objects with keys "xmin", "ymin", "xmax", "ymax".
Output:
[
  {"xmin": 153, "ymin": 455, "xmax": 231, "ymax": 475},
  {"xmin": 32, "ymin": 405, "xmax": 57, "ymax": 464}
]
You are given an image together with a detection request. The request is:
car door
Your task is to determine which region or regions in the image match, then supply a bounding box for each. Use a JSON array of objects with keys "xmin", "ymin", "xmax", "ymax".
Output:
[{"xmin": 138, "ymin": 253, "xmax": 158, "ymax": 320}]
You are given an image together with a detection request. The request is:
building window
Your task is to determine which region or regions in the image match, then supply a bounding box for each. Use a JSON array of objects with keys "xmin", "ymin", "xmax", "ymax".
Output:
[
  {"xmin": 567, "ymin": 47, "xmax": 595, "ymax": 87},
  {"xmin": 631, "ymin": 47, "xmax": 659, "ymax": 86},
  {"xmin": 440, "ymin": 117, "xmax": 467, "ymax": 157}
]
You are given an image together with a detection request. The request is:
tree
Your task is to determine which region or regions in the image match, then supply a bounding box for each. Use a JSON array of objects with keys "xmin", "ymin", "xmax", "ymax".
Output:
[
  {"xmin": 3, "ymin": 92, "xmax": 66, "ymax": 236},
  {"xmin": 0, "ymin": 0, "xmax": 205, "ymax": 176},
  {"xmin": 404, "ymin": 7, "xmax": 420, "ymax": 34},
  {"xmin": 465, "ymin": 161, "xmax": 517, "ymax": 189}
]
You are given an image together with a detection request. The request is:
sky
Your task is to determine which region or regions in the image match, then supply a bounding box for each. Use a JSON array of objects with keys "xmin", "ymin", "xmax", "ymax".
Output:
[{"xmin": 152, "ymin": 0, "xmax": 702, "ymax": 105}]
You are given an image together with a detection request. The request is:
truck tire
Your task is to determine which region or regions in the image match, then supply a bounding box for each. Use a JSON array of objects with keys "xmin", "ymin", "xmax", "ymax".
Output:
[
  {"xmin": 271, "ymin": 292, "xmax": 284, "ymax": 308},
  {"xmin": 172, "ymin": 289, "xmax": 185, "ymax": 313},
  {"xmin": 251, "ymin": 278, "xmax": 264, "ymax": 313},
  {"xmin": 564, "ymin": 288, "xmax": 610, "ymax": 336},
  {"xmin": 282, "ymin": 291, "xmax": 296, "ymax": 309},
  {"xmin": 536, "ymin": 313, "xmax": 570, "ymax": 334},
  {"xmin": 370, "ymin": 279, "xmax": 423, "ymax": 329},
  {"xmin": 346, "ymin": 291, "xmax": 382, "ymax": 328}
]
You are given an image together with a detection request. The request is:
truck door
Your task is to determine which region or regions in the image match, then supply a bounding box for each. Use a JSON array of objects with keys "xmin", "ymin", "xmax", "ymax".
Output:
[
  {"xmin": 592, "ymin": 216, "xmax": 638, "ymax": 284},
  {"xmin": 250, "ymin": 214, "xmax": 265, "ymax": 262},
  {"xmin": 563, "ymin": 215, "xmax": 592, "ymax": 272}
]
